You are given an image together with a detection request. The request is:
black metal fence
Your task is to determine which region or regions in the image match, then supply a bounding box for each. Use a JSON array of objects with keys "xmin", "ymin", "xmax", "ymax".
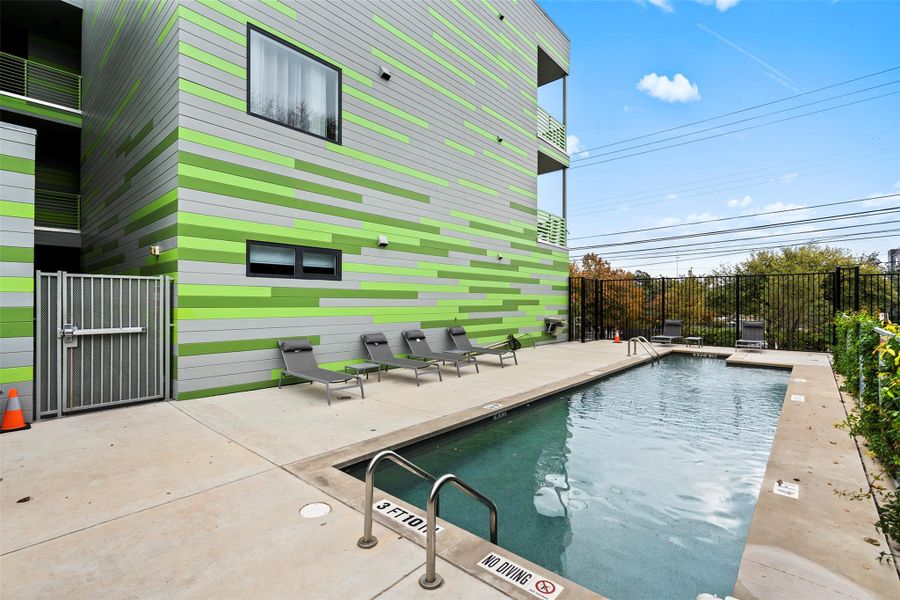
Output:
[{"xmin": 569, "ymin": 267, "xmax": 900, "ymax": 351}]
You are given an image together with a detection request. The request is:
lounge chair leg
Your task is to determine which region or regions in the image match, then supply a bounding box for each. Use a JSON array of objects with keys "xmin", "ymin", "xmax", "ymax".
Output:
[
  {"xmin": 474, "ymin": 357, "xmax": 479, "ymax": 373},
  {"xmin": 456, "ymin": 362, "xmax": 461, "ymax": 377},
  {"xmin": 377, "ymin": 366, "xmax": 382, "ymax": 382},
  {"xmin": 499, "ymin": 355, "xmax": 504, "ymax": 368},
  {"xmin": 358, "ymin": 376, "xmax": 365, "ymax": 399},
  {"xmin": 415, "ymin": 370, "xmax": 420, "ymax": 387},
  {"xmin": 325, "ymin": 383, "xmax": 332, "ymax": 406},
  {"xmin": 278, "ymin": 372, "xmax": 283, "ymax": 389},
  {"xmin": 436, "ymin": 366, "xmax": 443, "ymax": 382},
  {"xmin": 513, "ymin": 351, "xmax": 518, "ymax": 365}
]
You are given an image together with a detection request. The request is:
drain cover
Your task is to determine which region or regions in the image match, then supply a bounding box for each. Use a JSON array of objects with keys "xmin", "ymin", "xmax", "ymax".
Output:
[{"xmin": 299, "ymin": 502, "xmax": 332, "ymax": 518}]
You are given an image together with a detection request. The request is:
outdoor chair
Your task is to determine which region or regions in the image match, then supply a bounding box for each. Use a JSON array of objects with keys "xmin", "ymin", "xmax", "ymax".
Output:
[
  {"xmin": 278, "ymin": 339, "xmax": 364, "ymax": 404},
  {"xmin": 650, "ymin": 319, "xmax": 683, "ymax": 345},
  {"xmin": 361, "ymin": 333, "xmax": 443, "ymax": 386},
  {"xmin": 736, "ymin": 321, "xmax": 767, "ymax": 351},
  {"xmin": 402, "ymin": 330, "xmax": 478, "ymax": 377},
  {"xmin": 447, "ymin": 326, "xmax": 518, "ymax": 367}
]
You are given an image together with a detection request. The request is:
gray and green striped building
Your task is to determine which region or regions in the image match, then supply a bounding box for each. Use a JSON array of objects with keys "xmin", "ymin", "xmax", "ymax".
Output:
[{"xmin": 1, "ymin": 0, "xmax": 570, "ymax": 412}]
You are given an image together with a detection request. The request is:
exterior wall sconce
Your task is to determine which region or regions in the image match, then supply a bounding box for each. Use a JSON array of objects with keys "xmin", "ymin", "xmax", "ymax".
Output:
[
  {"xmin": 149, "ymin": 245, "xmax": 161, "ymax": 256},
  {"xmin": 378, "ymin": 235, "xmax": 389, "ymax": 247},
  {"xmin": 496, "ymin": 135, "xmax": 503, "ymax": 143},
  {"xmin": 499, "ymin": 14, "xmax": 505, "ymax": 20},
  {"xmin": 379, "ymin": 66, "xmax": 391, "ymax": 81}
]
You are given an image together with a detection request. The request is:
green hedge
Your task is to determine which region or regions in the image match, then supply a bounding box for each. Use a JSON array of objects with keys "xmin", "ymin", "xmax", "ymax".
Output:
[{"xmin": 833, "ymin": 312, "xmax": 900, "ymax": 547}]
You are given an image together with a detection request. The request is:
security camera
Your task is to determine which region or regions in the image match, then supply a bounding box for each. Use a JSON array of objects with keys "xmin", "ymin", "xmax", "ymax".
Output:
[
  {"xmin": 379, "ymin": 66, "xmax": 391, "ymax": 81},
  {"xmin": 378, "ymin": 235, "xmax": 389, "ymax": 247}
]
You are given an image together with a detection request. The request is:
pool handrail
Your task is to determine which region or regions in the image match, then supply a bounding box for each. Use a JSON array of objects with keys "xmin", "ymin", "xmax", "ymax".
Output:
[
  {"xmin": 420, "ymin": 473, "xmax": 499, "ymax": 590},
  {"xmin": 627, "ymin": 336, "xmax": 660, "ymax": 363},
  {"xmin": 357, "ymin": 450, "xmax": 440, "ymax": 549}
]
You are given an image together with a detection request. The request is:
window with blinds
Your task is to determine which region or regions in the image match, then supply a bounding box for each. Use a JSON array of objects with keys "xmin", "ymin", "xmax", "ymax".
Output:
[{"xmin": 246, "ymin": 241, "xmax": 341, "ymax": 280}]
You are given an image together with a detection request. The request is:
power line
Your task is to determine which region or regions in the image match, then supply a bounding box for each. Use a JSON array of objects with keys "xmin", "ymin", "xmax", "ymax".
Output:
[
  {"xmin": 569, "ymin": 91, "xmax": 900, "ymax": 170},
  {"xmin": 568, "ymin": 193, "xmax": 899, "ymax": 241},
  {"xmin": 568, "ymin": 66, "xmax": 900, "ymax": 157},
  {"xmin": 571, "ymin": 79, "xmax": 900, "ymax": 163},
  {"xmin": 587, "ymin": 220, "xmax": 900, "ymax": 259},
  {"xmin": 568, "ymin": 206, "xmax": 900, "ymax": 251},
  {"xmin": 595, "ymin": 231, "xmax": 900, "ymax": 270}
]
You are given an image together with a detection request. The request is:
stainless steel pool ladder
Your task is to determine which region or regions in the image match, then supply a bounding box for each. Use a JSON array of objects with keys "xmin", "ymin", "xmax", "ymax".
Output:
[
  {"xmin": 356, "ymin": 450, "xmax": 499, "ymax": 591},
  {"xmin": 627, "ymin": 336, "xmax": 660, "ymax": 363}
]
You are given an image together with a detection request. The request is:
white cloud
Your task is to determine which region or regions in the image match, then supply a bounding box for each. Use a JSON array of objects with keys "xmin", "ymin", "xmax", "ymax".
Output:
[
  {"xmin": 637, "ymin": 73, "xmax": 701, "ymax": 103},
  {"xmin": 861, "ymin": 183, "xmax": 900, "ymax": 207},
  {"xmin": 695, "ymin": 0, "xmax": 742, "ymax": 11},
  {"xmin": 756, "ymin": 202, "xmax": 810, "ymax": 221},
  {"xmin": 780, "ymin": 172, "xmax": 799, "ymax": 184},
  {"xmin": 665, "ymin": 193, "xmax": 679, "ymax": 201},
  {"xmin": 726, "ymin": 195, "xmax": 753, "ymax": 208},
  {"xmin": 566, "ymin": 134, "xmax": 590, "ymax": 159},
  {"xmin": 646, "ymin": 0, "xmax": 674, "ymax": 12}
]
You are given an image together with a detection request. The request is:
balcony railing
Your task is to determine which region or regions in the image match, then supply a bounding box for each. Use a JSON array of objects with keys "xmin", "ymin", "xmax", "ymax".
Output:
[
  {"xmin": 35, "ymin": 189, "xmax": 80, "ymax": 230},
  {"xmin": 0, "ymin": 52, "xmax": 82, "ymax": 111},
  {"xmin": 536, "ymin": 106, "xmax": 566, "ymax": 154},
  {"xmin": 537, "ymin": 209, "xmax": 566, "ymax": 247}
]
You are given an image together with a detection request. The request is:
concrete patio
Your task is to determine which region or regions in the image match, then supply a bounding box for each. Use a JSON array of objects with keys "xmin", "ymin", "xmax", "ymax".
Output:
[{"xmin": 1, "ymin": 342, "xmax": 896, "ymax": 599}]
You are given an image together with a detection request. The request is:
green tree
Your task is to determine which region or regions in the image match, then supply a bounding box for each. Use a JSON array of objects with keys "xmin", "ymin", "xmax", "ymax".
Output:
[{"xmin": 714, "ymin": 244, "xmax": 882, "ymax": 276}]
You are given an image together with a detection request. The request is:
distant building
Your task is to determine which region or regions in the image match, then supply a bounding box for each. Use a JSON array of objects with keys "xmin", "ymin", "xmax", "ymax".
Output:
[{"xmin": 890, "ymin": 248, "xmax": 900, "ymax": 272}]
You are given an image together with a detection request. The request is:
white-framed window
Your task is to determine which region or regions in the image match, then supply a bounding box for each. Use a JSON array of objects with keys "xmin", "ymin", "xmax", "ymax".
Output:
[{"xmin": 247, "ymin": 25, "xmax": 341, "ymax": 142}]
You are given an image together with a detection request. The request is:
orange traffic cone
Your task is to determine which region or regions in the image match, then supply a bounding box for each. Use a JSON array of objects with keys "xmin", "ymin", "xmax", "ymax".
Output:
[
  {"xmin": 613, "ymin": 330, "xmax": 621, "ymax": 344},
  {"xmin": 1, "ymin": 388, "xmax": 30, "ymax": 433}
]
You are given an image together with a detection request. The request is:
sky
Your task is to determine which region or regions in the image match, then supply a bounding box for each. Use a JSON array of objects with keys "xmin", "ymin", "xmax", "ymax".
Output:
[{"xmin": 536, "ymin": 0, "xmax": 900, "ymax": 276}]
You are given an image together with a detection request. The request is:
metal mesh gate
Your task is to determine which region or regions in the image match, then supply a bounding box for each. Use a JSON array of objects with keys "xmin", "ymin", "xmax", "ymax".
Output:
[{"xmin": 35, "ymin": 272, "xmax": 171, "ymax": 419}]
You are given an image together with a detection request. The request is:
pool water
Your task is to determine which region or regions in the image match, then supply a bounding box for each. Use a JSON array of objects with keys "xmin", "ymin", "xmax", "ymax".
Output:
[{"xmin": 347, "ymin": 355, "xmax": 788, "ymax": 600}]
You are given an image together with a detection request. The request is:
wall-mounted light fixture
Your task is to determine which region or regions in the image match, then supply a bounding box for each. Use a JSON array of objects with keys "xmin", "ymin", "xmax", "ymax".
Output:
[
  {"xmin": 150, "ymin": 244, "xmax": 161, "ymax": 256},
  {"xmin": 499, "ymin": 14, "xmax": 505, "ymax": 20},
  {"xmin": 377, "ymin": 235, "xmax": 389, "ymax": 247},
  {"xmin": 496, "ymin": 135, "xmax": 503, "ymax": 143},
  {"xmin": 379, "ymin": 66, "xmax": 391, "ymax": 81},
  {"xmin": 497, "ymin": 254, "xmax": 504, "ymax": 261}
]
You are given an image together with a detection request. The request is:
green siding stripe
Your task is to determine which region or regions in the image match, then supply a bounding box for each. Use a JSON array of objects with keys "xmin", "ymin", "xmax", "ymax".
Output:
[
  {"xmin": 444, "ymin": 138, "xmax": 475, "ymax": 156},
  {"xmin": 0, "ymin": 94, "xmax": 81, "ymax": 126},
  {"xmin": 180, "ymin": 127, "xmax": 292, "ymax": 167},
  {"xmin": 536, "ymin": 32, "xmax": 569, "ymax": 69},
  {"xmin": 427, "ymin": 7, "xmax": 509, "ymax": 74},
  {"xmin": 481, "ymin": 0, "xmax": 536, "ymax": 51},
  {"xmin": 140, "ymin": 0, "xmax": 154, "ymax": 24},
  {"xmin": 458, "ymin": 178, "xmax": 498, "ymax": 197},
  {"xmin": 129, "ymin": 188, "xmax": 177, "ymax": 223},
  {"xmin": 180, "ymin": 6, "xmax": 246, "ymax": 46},
  {"xmin": 483, "ymin": 105, "xmax": 536, "ymax": 140},
  {"xmin": 116, "ymin": 119, "xmax": 154, "ymax": 157},
  {"xmin": 0, "ymin": 307, "xmax": 32, "ymax": 323},
  {"xmin": 293, "ymin": 158, "xmax": 430, "ymax": 203},
  {"xmin": 0, "ymin": 278, "xmax": 34, "ymax": 293},
  {"xmin": 0, "ymin": 246, "xmax": 34, "ymax": 263},
  {"xmin": 510, "ymin": 201, "xmax": 537, "ymax": 215},
  {"xmin": 83, "ymin": 79, "xmax": 141, "ymax": 160},
  {"xmin": 343, "ymin": 111, "xmax": 409, "ymax": 143},
  {"xmin": 0, "ymin": 201, "xmax": 35, "ymax": 219},
  {"xmin": 326, "ymin": 142, "xmax": 449, "ymax": 186},
  {"xmin": 179, "ymin": 151, "xmax": 364, "ymax": 202},
  {"xmin": 0, "ymin": 155, "xmax": 35, "ymax": 175},
  {"xmin": 157, "ymin": 6, "xmax": 180, "ymax": 45},
  {"xmin": 371, "ymin": 48, "xmax": 475, "ymax": 111},
  {"xmin": 0, "ymin": 366, "xmax": 33, "ymax": 384},
  {"xmin": 179, "ymin": 79, "xmax": 245, "ymax": 110},
  {"xmin": 463, "ymin": 121, "xmax": 528, "ymax": 157},
  {"xmin": 260, "ymin": 0, "xmax": 297, "ymax": 19},
  {"xmin": 342, "ymin": 85, "xmax": 429, "ymax": 129},
  {"xmin": 483, "ymin": 149, "xmax": 535, "ymax": 177},
  {"xmin": 196, "ymin": 0, "xmax": 372, "ymax": 86},
  {"xmin": 448, "ymin": 0, "xmax": 536, "ymax": 67},
  {"xmin": 180, "ymin": 335, "xmax": 319, "ymax": 357},
  {"xmin": 373, "ymin": 15, "xmax": 476, "ymax": 86},
  {"xmin": 0, "ymin": 322, "xmax": 34, "ymax": 338},
  {"xmin": 179, "ymin": 42, "xmax": 246, "ymax": 78},
  {"xmin": 431, "ymin": 32, "xmax": 507, "ymax": 89}
]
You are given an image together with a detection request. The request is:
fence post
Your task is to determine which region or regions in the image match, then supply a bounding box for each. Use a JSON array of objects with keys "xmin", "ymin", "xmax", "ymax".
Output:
[
  {"xmin": 735, "ymin": 274, "xmax": 741, "ymax": 345},
  {"xmin": 661, "ymin": 278, "xmax": 667, "ymax": 327},
  {"xmin": 568, "ymin": 277, "xmax": 573, "ymax": 342},
  {"xmin": 593, "ymin": 279, "xmax": 599, "ymax": 341},
  {"xmin": 853, "ymin": 266, "xmax": 860, "ymax": 312},
  {"xmin": 832, "ymin": 267, "xmax": 841, "ymax": 347},
  {"xmin": 580, "ymin": 277, "xmax": 586, "ymax": 343},
  {"xmin": 598, "ymin": 279, "xmax": 604, "ymax": 340}
]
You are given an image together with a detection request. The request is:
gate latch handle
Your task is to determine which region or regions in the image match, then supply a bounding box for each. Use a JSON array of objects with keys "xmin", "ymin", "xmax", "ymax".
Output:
[{"xmin": 59, "ymin": 324, "xmax": 78, "ymax": 339}]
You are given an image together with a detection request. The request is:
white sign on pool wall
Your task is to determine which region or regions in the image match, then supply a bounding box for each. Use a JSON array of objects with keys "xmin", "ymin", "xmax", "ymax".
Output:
[
  {"xmin": 373, "ymin": 499, "xmax": 443, "ymax": 536},
  {"xmin": 478, "ymin": 553, "xmax": 564, "ymax": 600}
]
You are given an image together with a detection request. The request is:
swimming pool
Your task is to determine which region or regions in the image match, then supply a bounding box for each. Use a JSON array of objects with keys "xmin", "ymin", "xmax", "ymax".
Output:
[{"xmin": 347, "ymin": 355, "xmax": 789, "ymax": 600}]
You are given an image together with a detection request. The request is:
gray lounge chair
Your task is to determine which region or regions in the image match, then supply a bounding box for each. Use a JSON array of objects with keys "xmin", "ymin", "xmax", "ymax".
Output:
[
  {"xmin": 651, "ymin": 320, "xmax": 683, "ymax": 345},
  {"xmin": 361, "ymin": 333, "xmax": 442, "ymax": 386},
  {"xmin": 278, "ymin": 339, "xmax": 364, "ymax": 404},
  {"xmin": 447, "ymin": 326, "xmax": 518, "ymax": 367},
  {"xmin": 403, "ymin": 330, "xmax": 478, "ymax": 378},
  {"xmin": 736, "ymin": 321, "xmax": 766, "ymax": 350}
]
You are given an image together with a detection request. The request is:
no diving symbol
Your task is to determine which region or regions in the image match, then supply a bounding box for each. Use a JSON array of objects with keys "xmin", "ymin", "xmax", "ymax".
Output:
[{"xmin": 535, "ymin": 579, "xmax": 556, "ymax": 595}]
